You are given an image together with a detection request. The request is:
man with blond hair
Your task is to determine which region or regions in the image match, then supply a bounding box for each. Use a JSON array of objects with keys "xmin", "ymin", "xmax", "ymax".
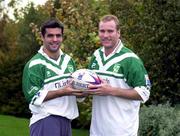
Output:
[{"xmin": 88, "ymin": 15, "xmax": 151, "ymax": 136}]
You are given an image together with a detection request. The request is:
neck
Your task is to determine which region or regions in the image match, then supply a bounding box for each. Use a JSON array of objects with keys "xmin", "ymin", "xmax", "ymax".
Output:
[
  {"xmin": 43, "ymin": 47, "xmax": 60, "ymax": 60},
  {"xmin": 104, "ymin": 40, "xmax": 120, "ymax": 56},
  {"xmin": 105, "ymin": 48, "xmax": 114, "ymax": 56}
]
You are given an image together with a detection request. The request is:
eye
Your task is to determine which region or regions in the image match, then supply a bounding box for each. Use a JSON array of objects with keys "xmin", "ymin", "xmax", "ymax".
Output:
[
  {"xmin": 47, "ymin": 34, "xmax": 54, "ymax": 38},
  {"xmin": 46, "ymin": 34, "xmax": 62, "ymax": 38},
  {"xmin": 56, "ymin": 34, "xmax": 62, "ymax": 38},
  {"xmin": 107, "ymin": 30, "xmax": 114, "ymax": 33},
  {"xmin": 99, "ymin": 30, "xmax": 105, "ymax": 33}
]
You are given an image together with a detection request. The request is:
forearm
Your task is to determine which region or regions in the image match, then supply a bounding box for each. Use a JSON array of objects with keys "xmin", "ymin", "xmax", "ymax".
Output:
[
  {"xmin": 111, "ymin": 87, "xmax": 143, "ymax": 100},
  {"xmin": 43, "ymin": 87, "xmax": 84, "ymax": 102},
  {"xmin": 43, "ymin": 89, "xmax": 68, "ymax": 102},
  {"xmin": 30, "ymin": 86, "xmax": 78, "ymax": 105}
]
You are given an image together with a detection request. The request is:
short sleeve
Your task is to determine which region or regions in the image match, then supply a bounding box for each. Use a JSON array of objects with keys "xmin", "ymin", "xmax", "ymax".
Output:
[
  {"xmin": 123, "ymin": 57, "xmax": 151, "ymax": 102},
  {"xmin": 22, "ymin": 62, "xmax": 45, "ymax": 103}
]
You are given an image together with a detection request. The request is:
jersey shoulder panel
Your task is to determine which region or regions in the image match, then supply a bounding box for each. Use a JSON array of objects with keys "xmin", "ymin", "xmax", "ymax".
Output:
[
  {"xmin": 63, "ymin": 53, "xmax": 77, "ymax": 73},
  {"xmin": 89, "ymin": 48, "xmax": 102, "ymax": 69}
]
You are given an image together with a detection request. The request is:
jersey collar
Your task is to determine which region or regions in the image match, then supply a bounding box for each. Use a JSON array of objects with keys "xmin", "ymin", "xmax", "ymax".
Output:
[
  {"xmin": 100, "ymin": 39, "xmax": 124, "ymax": 60},
  {"xmin": 101, "ymin": 39, "xmax": 124, "ymax": 54},
  {"xmin": 38, "ymin": 46, "xmax": 64, "ymax": 64}
]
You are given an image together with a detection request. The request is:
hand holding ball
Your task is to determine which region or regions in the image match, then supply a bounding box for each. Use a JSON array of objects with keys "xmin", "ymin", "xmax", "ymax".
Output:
[{"xmin": 71, "ymin": 69, "xmax": 101, "ymax": 91}]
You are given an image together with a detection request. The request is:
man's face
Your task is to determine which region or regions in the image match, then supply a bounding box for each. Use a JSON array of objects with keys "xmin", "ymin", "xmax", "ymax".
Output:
[
  {"xmin": 41, "ymin": 28, "xmax": 63, "ymax": 53},
  {"xmin": 98, "ymin": 20, "xmax": 120, "ymax": 49}
]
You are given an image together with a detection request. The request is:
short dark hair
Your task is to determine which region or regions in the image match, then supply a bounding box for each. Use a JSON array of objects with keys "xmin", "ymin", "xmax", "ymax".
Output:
[
  {"xmin": 41, "ymin": 19, "xmax": 64, "ymax": 37},
  {"xmin": 100, "ymin": 15, "xmax": 120, "ymax": 31}
]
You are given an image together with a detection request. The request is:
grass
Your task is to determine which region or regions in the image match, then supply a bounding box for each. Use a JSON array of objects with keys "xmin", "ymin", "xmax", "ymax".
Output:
[
  {"xmin": 0, "ymin": 115, "xmax": 89, "ymax": 136},
  {"xmin": 0, "ymin": 105, "xmax": 179, "ymax": 136}
]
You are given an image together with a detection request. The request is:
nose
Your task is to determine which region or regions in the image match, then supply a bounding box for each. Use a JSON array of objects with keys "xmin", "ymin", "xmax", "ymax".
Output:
[
  {"xmin": 102, "ymin": 31, "xmax": 109, "ymax": 37},
  {"xmin": 53, "ymin": 35, "xmax": 58, "ymax": 41}
]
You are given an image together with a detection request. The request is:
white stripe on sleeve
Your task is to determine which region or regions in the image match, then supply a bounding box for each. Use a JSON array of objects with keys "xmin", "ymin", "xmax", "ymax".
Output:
[
  {"xmin": 134, "ymin": 86, "xmax": 150, "ymax": 103},
  {"xmin": 31, "ymin": 89, "xmax": 48, "ymax": 106}
]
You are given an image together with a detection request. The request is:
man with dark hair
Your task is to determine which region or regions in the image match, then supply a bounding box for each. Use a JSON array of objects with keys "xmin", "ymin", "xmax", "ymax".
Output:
[
  {"xmin": 22, "ymin": 19, "xmax": 82, "ymax": 136},
  {"xmin": 88, "ymin": 15, "xmax": 151, "ymax": 136}
]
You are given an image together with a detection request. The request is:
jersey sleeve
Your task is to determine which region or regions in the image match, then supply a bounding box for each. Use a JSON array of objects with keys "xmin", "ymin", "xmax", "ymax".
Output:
[
  {"xmin": 124, "ymin": 57, "xmax": 151, "ymax": 103},
  {"xmin": 22, "ymin": 61, "xmax": 48, "ymax": 105}
]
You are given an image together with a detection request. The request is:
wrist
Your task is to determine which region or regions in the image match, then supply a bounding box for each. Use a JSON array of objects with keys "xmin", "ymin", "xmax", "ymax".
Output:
[{"xmin": 111, "ymin": 87, "xmax": 121, "ymax": 96}]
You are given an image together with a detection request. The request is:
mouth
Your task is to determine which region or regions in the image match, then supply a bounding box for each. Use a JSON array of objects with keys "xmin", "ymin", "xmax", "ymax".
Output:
[
  {"xmin": 101, "ymin": 40, "xmax": 111, "ymax": 44},
  {"xmin": 49, "ymin": 43, "xmax": 60, "ymax": 50},
  {"xmin": 51, "ymin": 42, "xmax": 60, "ymax": 46},
  {"xmin": 101, "ymin": 38, "xmax": 111, "ymax": 42}
]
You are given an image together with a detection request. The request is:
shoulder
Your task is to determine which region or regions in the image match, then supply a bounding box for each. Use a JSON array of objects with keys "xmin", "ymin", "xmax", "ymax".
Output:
[
  {"xmin": 114, "ymin": 46, "xmax": 145, "ymax": 69},
  {"xmin": 63, "ymin": 53, "xmax": 72, "ymax": 59},
  {"xmin": 120, "ymin": 46, "xmax": 135, "ymax": 54},
  {"xmin": 62, "ymin": 53, "xmax": 75, "ymax": 64},
  {"xmin": 24, "ymin": 53, "xmax": 45, "ymax": 70},
  {"xmin": 93, "ymin": 47, "xmax": 103, "ymax": 56},
  {"xmin": 118, "ymin": 46, "xmax": 140, "ymax": 60}
]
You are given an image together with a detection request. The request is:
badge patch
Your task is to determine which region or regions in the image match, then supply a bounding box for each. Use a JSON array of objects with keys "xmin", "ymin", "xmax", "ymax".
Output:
[
  {"xmin": 46, "ymin": 71, "xmax": 51, "ymax": 77},
  {"xmin": 113, "ymin": 64, "xmax": 121, "ymax": 73},
  {"xmin": 145, "ymin": 74, "xmax": 151, "ymax": 89},
  {"xmin": 68, "ymin": 65, "xmax": 74, "ymax": 73},
  {"xmin": 91, "ymin": 62, "xmax": 96, "ymax": 69}
]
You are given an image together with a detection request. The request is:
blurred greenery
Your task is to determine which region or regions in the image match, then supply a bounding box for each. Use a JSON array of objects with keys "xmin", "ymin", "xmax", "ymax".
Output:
[
  {"xmin": 139, "ymin": 104, "xmax": 180, "ymax": 136},
  {"xmin": 0, "ymin": 115, "xmax": 89, "ymax": 136},
  {"xmin": 0, "ymin": 0, "xmax": 179, "ymax": 129}
]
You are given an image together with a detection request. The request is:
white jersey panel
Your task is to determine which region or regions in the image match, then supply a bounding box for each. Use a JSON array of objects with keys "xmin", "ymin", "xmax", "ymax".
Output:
[
  {"xmin": 90, "ymin": 72, "xmax": 140, "ymax": 136},
  {"xmin": 28, "ymin": 47, "xmax": 79, "ymax": 126}
]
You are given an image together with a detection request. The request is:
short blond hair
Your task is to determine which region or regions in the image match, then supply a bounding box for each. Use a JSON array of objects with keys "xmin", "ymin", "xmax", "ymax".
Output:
[{"xmin": 100, "ymin": 15, "xmax": 120, "ymax": 31}]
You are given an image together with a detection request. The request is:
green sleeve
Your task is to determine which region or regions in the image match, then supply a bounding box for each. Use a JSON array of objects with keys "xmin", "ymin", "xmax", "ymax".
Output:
[
  {"xmin": 22, "ymin": 62, "xmax": 44, "ymax": 103},
  {"xmin": 123, "ymin": 58, "xmax": 147, "ymax": 87}
]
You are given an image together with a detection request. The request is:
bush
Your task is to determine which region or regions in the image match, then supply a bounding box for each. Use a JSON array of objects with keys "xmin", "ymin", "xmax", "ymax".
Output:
[
  {"xmin": 110, "ymin": 0, "xmax": 180, "ymax": 105},
  {"xmin": 139, "ymin": 104, "xmax": 180, "ymax": 136}
]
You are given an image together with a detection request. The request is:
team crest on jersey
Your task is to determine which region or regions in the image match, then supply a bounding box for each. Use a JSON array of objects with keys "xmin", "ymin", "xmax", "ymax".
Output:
[
  {"xmin": 91, "ymin": 63, "xmax": 96, "ymax": 69},
  {"xmin": 113, "ymin": 64, "xmax": 121, "ymax": 73},
  {"xmin": 68, "ymin": 65, "xmax": 74, "ymax": 73},
  {"xmin": 46, "ymin": 71, "xmax": 51, "ymax": 77},
  {"xmin": 29, "ymin": 86, "xmax": 39, "ymax": 94}
]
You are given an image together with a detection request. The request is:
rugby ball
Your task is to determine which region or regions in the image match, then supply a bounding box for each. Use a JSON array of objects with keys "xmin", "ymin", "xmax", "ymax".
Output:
[{"xmin": 71, "ymin": 69, "xmax": 101, "ymax": 90}]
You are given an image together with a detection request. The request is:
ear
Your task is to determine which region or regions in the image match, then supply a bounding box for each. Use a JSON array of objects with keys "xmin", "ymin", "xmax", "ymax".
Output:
[
  {"xmin": 117, "ymin": 30, "xmax": 121, "ymax": 38},
  {"xmin": 41, "ymin": 33, "xmax": 44, "ymax": 41}
]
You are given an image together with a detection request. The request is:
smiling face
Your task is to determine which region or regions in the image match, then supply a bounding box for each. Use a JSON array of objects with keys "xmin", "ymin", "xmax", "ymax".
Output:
[
  {"xmin": 98, "ymin": 20, "xmax": 120, "ymax": 54},
  {"xmin": 41, "ymin": 27, "xmax": 63, "ymax": 54}
]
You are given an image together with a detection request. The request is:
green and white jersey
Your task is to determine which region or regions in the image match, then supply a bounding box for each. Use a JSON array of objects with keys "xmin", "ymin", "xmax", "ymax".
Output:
[
  {"xmin": 89, "ymin": 40, "xmax": 151, "ymax": 136},
  {"xmin": 22, "ymin": 46, "xmax": 79, "ymax": 126}
]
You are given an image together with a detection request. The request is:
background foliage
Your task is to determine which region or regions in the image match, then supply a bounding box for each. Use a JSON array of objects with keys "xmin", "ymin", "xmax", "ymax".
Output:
[
  {"xmin": 139, "ymin": 104, "xmax": 180, "ymax": 136},
  {"xmin": 0, "ymin": 0, "xmax": 179, "ymax": 130},
  {"xmin": 110, "ymin": 0, "xmax": 180, "ymax": 105}
]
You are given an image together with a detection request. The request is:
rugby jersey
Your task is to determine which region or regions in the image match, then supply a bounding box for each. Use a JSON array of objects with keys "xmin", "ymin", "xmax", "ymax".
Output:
[
  {"xmin": 22, "ymin": 46, "xmax": 79, "ymax": 126},
  {"xmin": 89, "ymin": 40, "xmax": 151, "ymax": 136}
]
